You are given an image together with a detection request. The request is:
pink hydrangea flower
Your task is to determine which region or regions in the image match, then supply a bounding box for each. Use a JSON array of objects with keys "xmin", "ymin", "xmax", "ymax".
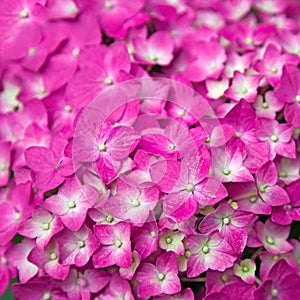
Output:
[
  {"xmin": 186, "ymin": 231, "xmax": 236, "ymax": 277},
  {"xmin": 134, "ymin": 31, "xmax": 174, "ymax": 66},
  {"xmin": 135, "ymin": 252, "xmax": 181, "ymax": 297},
  {"xmin": 18, "ymin": 207, "xmax": 63, "ymax": 249},
  {"xmin": 198, "ymin": 202, "xmax": 253, "ymax": 253},
  {"xmin": 255, "ymin": 219, "xmax": 293, "ymax": 255},
  {"xmin": 224, "ymin": 71, "xmax": 262, "ymax": 103},
  {"xmin": 55, "ymin": 224, "xmax": 100, "ymax": 267},
  {"xmin": 28, "ymin": 239, "xmax": 70, "ymax": 280},
  {"xmin": 93, "ymin": 222, "xmax": 132, "ymax": 268},
  {"xmin": 44, "ymin": 177, "xmax": 99, "ymax": 231}
]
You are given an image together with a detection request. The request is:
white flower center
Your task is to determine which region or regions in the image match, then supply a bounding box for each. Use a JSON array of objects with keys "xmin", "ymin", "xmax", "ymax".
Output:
[
  {"xmin": 270, "ymin": 134, "xmax": 278, "ymax": 142},
  {"xmin": 0, "ymin": 164, "xmax": 6, "ymax": 171},
  {"xmin": 295, "ymin": 95, "xmax": 300, "ymax": 103},
  {"xmin": 50, "ymin": 253, "xmax": 57, "ymax": 260},
  {"xmin": 271, "ymin": 288, "xmax": 278, "ymax": 297},
  {"xmin": 104, "ymin": 1, "xmax": 114, "ymax": 9},
  {"xmin": 149, "ymin": 54, "xmax": 158, "ymax": 62},
  {"xmin": 271, "ymin": 67, "xmax": 278, "ymax": 74},
  {"xmin": 19, "ymin": 10, "xmax": 29, "ymax": 18},
  {"xmin": 43, "ymin": 223, "xmax": 50, "ymax": 230},
  {"xmin": 177, "ymin": 109, "xmax": 185, "ymax": 117},
  {"xmin": 64, "ymin": 105, "xmax": 72, "ymax": 112},
  {"xmin": 202, "ymin": 245, "xmax": 210, "ymax": 254},
  {"xmin": 14, "ymin": 212, "xmax": 21, "ymax": 221},
  {"xmin": 98, "ymin": 144, "xmax": 106, "ymax": 152},
  {"xmin": 106, "ymin": 214, "xmax": 113, "ymax": 223},
  {"xmin": 262, "ymin": 101, "xmax": 269, "ymax": 109},
  {"xmin": 266, "ymin": 236, "xmax": 275, "ymax": 245},
  {"xmin": 77, "ymin": 241, "xmax": 85, "ymax": 248},
  {"xmin": 150, "ymin": 231, "xmax": 156, "ymax": 238},
  {"xmin": 72, "ymin": 48, "xmax": 80, "ymax": 57},
  {"xmin": 115, "ymin": 240, "xmax": 122, "ymax": 248},
  {"xmin": 43, "ymin": 292, "xmax": 51, "ymax": 300},
  {"xmin": 168, "ymin": 144, "xmax": 175, "ymax": 151},
  {"xmin": 223, "ymin": 168, "xmax": 231, "ymax": 175},
  {"xmin": 223, "ymin": 217, "xmax": 230, "ymax": 225},
  {"xmin": 68, "ymin": 200, "xmax": 76, "ymax": 209},
  {"xmin": 249, "ymin": 196, "xmax": 257, "ymax": 203},
  {"xmin": 28, "ymin": 48, "xmax": 36, "ymax": 56},
  {"xmin": 157, "ymin": 272, "xmax": 165, "ymax": 281},
  {"xmin": 104, "ymin": 77, "xmax": 113, "ymax": 85},
  {"xmin": 186, "ymin": 183, "xmax": 195, "ymax": 193}
]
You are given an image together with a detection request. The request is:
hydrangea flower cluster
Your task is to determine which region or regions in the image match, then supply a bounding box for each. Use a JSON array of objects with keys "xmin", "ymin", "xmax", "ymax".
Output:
[{"xmin": 1, "ymin": 0, "xmax": 300, "ymax": 299}]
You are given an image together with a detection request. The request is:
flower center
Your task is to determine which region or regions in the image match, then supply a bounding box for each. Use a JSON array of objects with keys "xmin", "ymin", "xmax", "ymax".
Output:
[
  {"xmin": 223, "ymin": 168, "xmax": 231, "ymax": 176},
  {"xmin": 98, "ymin": 144, "xmax": 106, "ymax": 152},
  {"xmin": 222, "ymin": 217, "xmax": 230, "ymax": 225},
  {"xmin": 270, "ymin": 134, "xmax": 278, "ymax": 142},
  {"xmin": 242, "ymin": 87, "xmax": 248, "ymax": 94},
  {"xmin": 168, "ymin": 144, "xmax": 175, "ymax": 151},
  {"xmin": 43, "ymin": 223, "xmax": 50, "ymax": 230},
  {"xmin": 177, "ymin": 109, "xmax": 185, "ymax": 117},
  {"xmin": 157, "ymin": 272, "xmax": 165, "ymax": 281},
  {"xmin": 130, "ymin": 197, "xmax": 141, "ymax": 207},
  {"xmin": 184, "ymin": 250, "xmax": 191, "ymax": 258},
  {"xmin": 77, "ymin": 277, "xmax": 88, "ymax": 287},
  {"xmin": 64, "ymin": 105, "xmax": 72, "ymax": 112},
  {"xmin": 278, "ymin": 170, "xmax": 287, "ymax": 178},
  {"xmin": 14, "ymin": 212, "xmax": 21, "ymax": 222},
  {"xmin": 221, "ymin": 273, "xmax": 229, "ymax": 283},
  {"xmin": 249, "ymin": 196, "xmax": 257, "ymax": 203},
  {"xmin": 0, "ymin": 164, "xmax": 7, "ymax": 171},
  {"xmin": 259, "ymin": 186, "xmax": 266, "ymax": 193},
  {"xmin": 28, "ymin": 48, "xmax": 36, "ymax": 56},
  {"xmin": 186, "ymin": 183, "xmax": 195, "ymax": 193},
  {"xmin": 43, "ymin": 292, "xmax": 51, "ymax": 300},
  {"xmin": 104, "ymin": 1, "xmax": 114, "ymax": 9},
  {"xmin": 1, "ymin": 257, "xmax": 7, "ymax": 264},
  {"xmin": 295, "ymin": 95, "xmax": 300, "ymax": 103},
  {"xmin": 284, "ymin": 204, "xmax": 292, "ymax": 210},
  {"xmin": 271, "ymin": 67, "xmax": 278, "ymax": 74},
  {"xmin": 202, "ymin": 245, "xmax": 210, "ymax": 254},
  {"xmin": 68, "ymin": 3, "xmax": 78, "ymax": 14},
  {"xmin": 50, "ymin": 253, "xmax": 57, "ymax": 260},
  {"xmin": 271, "ymin": 288, "xmax": 278, "ymax": 297},
  {"xmin": 266, "ymin": 236, "xmax": 275, "ymax": 245},
  {"xmin": 68, "ymin": 200, "xmax": 76, "ymax": 209},
  {"xmin": 166, "ymin": 237, "xmax": 173, "ymax": 244},
  {"xmin": 245, "ymin": 37, "xmax": 253, "ymax": 45},
  {"xmin": 150, "ymin": 231, "xmax": 156, "ymax": 238},
  {"xmin": 104, "ymin": 77, "xmax": 113, "ymax": 85},
  {"xmin": 106, "ymin": 214, "xmax": 114, "ymax": 223},
  {"xmin": 262, "ymin": 101, "xmax": 269, "ymax": 109},
  {"xmin": 19, "ymin": 10, "xmax": 29, "ymax": 18},
  {"xmin": 149, "ymin": 54, "xmax": 158, "ymax": 62},
  {"xmin": 242, "ymin": 266, "xmax": 249, "ymax": 272},
  {"xmin": 77, "ymin": 241, "xmax": 85, "ymax": 248},
  {"xmin": 115, "ymin": 240, "xmax": 122, "ymax": 248}
]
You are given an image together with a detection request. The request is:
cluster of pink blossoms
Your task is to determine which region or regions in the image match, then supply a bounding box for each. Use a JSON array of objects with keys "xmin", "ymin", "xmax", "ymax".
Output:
[{"xmin": 1, "ymin": 0, "xmax": 300, "ymax": 299}]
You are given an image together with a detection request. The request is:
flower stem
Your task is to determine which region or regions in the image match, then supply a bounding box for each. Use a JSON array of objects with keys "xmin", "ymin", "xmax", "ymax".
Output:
[{"xmin": 251, "ymin": 246, "xmax": 264, "ymax": 259}]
